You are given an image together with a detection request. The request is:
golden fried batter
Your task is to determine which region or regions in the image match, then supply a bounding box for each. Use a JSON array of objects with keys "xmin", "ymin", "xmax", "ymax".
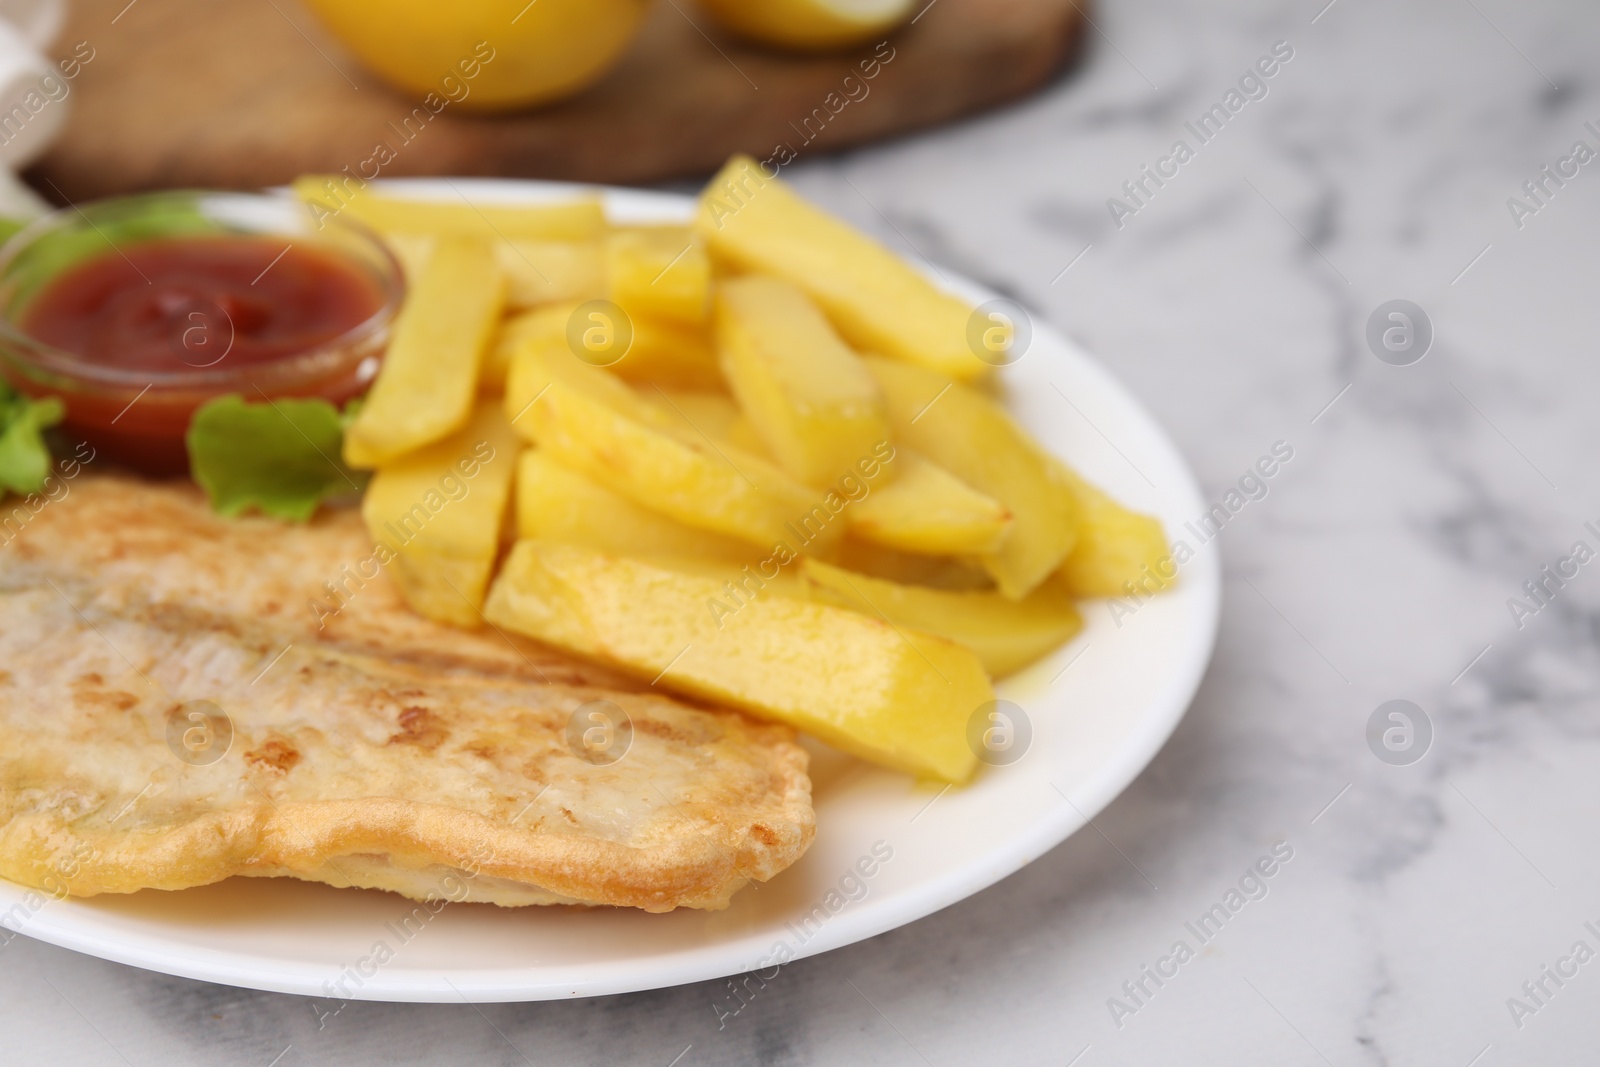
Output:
[{"xmin": 0, "ymin": 476, "xmax": 813, "ymax": 911}]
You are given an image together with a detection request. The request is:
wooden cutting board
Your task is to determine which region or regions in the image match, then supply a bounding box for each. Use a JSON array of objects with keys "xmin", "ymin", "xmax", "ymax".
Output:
[{"xmin": 27, "ymin": 0, "xmax": 1085, "ymax": 201}]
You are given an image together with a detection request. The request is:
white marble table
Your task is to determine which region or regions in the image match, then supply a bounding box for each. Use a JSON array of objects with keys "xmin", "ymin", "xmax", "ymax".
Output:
[{"xmin": 9, "ymin": 0, "xmax": 1600, "ymax": 1061}]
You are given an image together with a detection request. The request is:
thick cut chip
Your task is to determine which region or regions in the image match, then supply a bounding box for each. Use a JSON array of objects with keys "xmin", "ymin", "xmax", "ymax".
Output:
[
  {"xmin": 484, "ymin": 303, "xmax": 576, "ymax": 395},
  {"xmin": 695, "ymin": 156, "xmax": 984, "ymax": 381},
  {"xmin": 488, "ymin": 304, "xmax": 722, "ymax": 394},
  {"xmin": 382, "ymin": 231, "xmax": 434, "ymax": 285},
  {"xmin": 724, "ymin": 414, "xmax": 771, "ymax": 457},
  {"xmin": 715, "ymin": 275, "xmax": 888, "ymax": 486},
  {"xmin": 833, "ymin": 537, "xmax": 996, "ymax": 591},
  {"xmin": 866, "ymin": 357, "xmax": 1076, "ymax": 598},
  {"xmin": 607, "ymin": 229, "xmax": 711, "ymax": 325},
  {"xmin": 800, "ymin": 558, "xmax": 1082, "ymax": 677},
  {"xmin": 637, "ymin": 389, "xmax": 741, "ymax": 443},
  {"xmin": 1055, "ymin": 463, "xmax": 1174, "ymax": 598},
  {"xmin": 486, "ymin": 541, "xmax": 989, "ymax": 782},
  {"xmin": 292, "ymin": 178, "xmax": 606, "ymax": 241},
  {"xmin": 0, "ymin": 476, "xmax": 813, "ymax": 912},
  {"xmin": 344, "ymin": 237, "xmax": 504, "ymax": 468},
  {"xmin": 613, "ymin": 224, "xmax": 697, "ymax": 242},
  {"xmin": 494, "ymin": 240, "xmax": 605, "ymax": 308},
  {"xmin": 385, "ymin": 236, "xmax": 602, "ymax": 311},
  {"xmin": 516, "ymin": 451, "xmax": 756, "ymax": 565},
  {"xmin": 848, "ymin": 449, "xmax": 1010, "ymax": 555},
  {"xmin": 504, "ymin": 338, "xmax": 837, "ymax": 550},
  {"xmin": 611, "ymin": 315, "xmax": 724, "ymax": 390},
  {"xmin": 362, "ymin": 401, "xmax": 522, "ymax": 627}
]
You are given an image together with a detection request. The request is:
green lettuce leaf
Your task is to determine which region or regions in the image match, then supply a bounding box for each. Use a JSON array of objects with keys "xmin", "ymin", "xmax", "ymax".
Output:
[
  {"xmin": 186, "ymin": 394, "xmax": 367, "ymax": 522},
  {"xmin": 0, "ymin": 381, "xmax": 65, "ymax": 496}
]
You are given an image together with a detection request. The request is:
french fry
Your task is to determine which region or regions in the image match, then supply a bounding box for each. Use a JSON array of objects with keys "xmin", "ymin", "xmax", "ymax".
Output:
[
  {"xmin": 833, "ymin": 537, "xmax": 996, "ymax": 591},
  {"xmin": 847, "ymin": 449, "xmax": 1010, "ymax": 556},
  {"xmin": 504, "ymin": 337, "xmax": 840, "ymax": 550},
  {"xmin": 799, "ymin": 558, "xmax": 1082, "ymax": 678},
  {"xmin": 292, "ymin": 177, "xmax": 606, "ymax": 241},
  {"xmin": 632, "ymin": 554, "xmax": 807, "ymax": 601},
  {"xmin": 696, "ymin": 156, "xmax": 985, "ymax": 382},
  {"xmin": 516, "ymin": 451, "xmax": 756, "ymax": 565},
  {"xmin": 384, "ymin": 236, "xmax": 603, "ymax": 310},
  {"xmin": 494, "ymin": 240, "xmax": 605, "ymax": 308},
  {"xmin": 483, "ymin": 304, "xmax": 574, "ymax": 395},
  {"xmin": 1055, "ymin": 464, "xmax": 1173, "ymax": 598},
  {"xmin": 637, "ymin": 389, "xmax": 741, "ymax": 443},
  {"xmin": 609, "ymin": 315, "xmax": 723, "ymax": 390},
  {"xmin": 344, "ymin": 237, "xmax": 504, "ymax": 468},
  {"xmin": 382, "ymin": 231, "xmax": 434, "ymax": 284},
  {"xmin": 486, "ymin": 305, "xmax": 723, "ymax": 395},
  {"xmin": 606, "ymin": 229, "xmax": 710, "ymax": 325},
  {"xmin": 361, "ymin": 401, "xmax": 521, "ymax": 628},
  {"xmin": 866, "ymin": 356, "xmax": 1076, "ymax": 599},
  {"xmin": 715, "ymin": 276, "xmax": 889, "ymax": 486},
  {"xmin": 485, "ymin": 540, "xmax": 990, "ymax": 782},
  {"xmin": 611, "ymin": 223, "xmax": 697, "ymax": 244},
  {"xmin": 724, "ymin": 414, "xmax": 771, "ymax": 458}
]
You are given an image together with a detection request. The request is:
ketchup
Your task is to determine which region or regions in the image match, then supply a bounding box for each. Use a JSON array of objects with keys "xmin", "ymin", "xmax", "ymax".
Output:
[
  {"xmin": 12, "ymin": 236, "xmax": 392, "ymax": 473},
  {"xmin": 24, "ymin": 237, "xmax": 385, "ymax": 372}
]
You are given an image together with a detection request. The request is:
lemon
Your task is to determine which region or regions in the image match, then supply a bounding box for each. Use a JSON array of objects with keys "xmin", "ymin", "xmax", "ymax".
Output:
[
  {"xmin": 301, "ymin": 0, "xmax": 650, "ymax": 111},
  {"xmin": 695, "ymin": 0, "xmax": 915, "ymax": 51}
]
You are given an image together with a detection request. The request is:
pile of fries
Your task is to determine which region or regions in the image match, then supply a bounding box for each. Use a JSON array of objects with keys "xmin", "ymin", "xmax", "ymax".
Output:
[{"xmin": 294, "ymin": 157, "xmax": 1172, "ymax": 783}]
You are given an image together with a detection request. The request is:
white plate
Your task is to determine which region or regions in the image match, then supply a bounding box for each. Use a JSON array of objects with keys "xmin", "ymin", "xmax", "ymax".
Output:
[{"xmin": 0, "ymin": 179, "xmax": 1220, "ymax": 1002}]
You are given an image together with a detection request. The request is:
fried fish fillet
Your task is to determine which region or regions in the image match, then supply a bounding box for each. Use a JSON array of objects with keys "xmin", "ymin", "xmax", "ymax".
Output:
[{"xmin": 0, "ymin": 476, "xmax": 813, "ymax": 911}]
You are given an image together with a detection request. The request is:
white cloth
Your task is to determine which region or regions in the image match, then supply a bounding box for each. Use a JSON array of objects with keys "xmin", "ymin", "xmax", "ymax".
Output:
[
  {"xmin": 0, "ymin": 0, "xmax": 63, "ymax": 50},
  {"xmin": 0, "ymin": 0, "xmax": 65, "ymax": 218}
]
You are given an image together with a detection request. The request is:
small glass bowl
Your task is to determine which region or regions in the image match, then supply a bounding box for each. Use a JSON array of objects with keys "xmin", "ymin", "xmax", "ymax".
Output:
[{"xmin": 0, "ymin": 190, "xmax": 403, "ymax": 473}]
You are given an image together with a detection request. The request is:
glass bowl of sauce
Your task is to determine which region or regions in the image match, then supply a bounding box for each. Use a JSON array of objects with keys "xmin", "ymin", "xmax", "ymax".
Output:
[{"xmin": 0, "ymin": 190, "xmax": 402, "ymax": 472}]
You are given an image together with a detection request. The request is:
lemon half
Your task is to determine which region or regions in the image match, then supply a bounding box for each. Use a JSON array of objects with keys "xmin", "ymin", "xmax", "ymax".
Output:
[
  {"xmin": 301, "ymin": 0, "xmax": 651, "ymax": 111},
  {"xmin": 695, "ymin": 0, "xmax": 917, "ymax": 52}
]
